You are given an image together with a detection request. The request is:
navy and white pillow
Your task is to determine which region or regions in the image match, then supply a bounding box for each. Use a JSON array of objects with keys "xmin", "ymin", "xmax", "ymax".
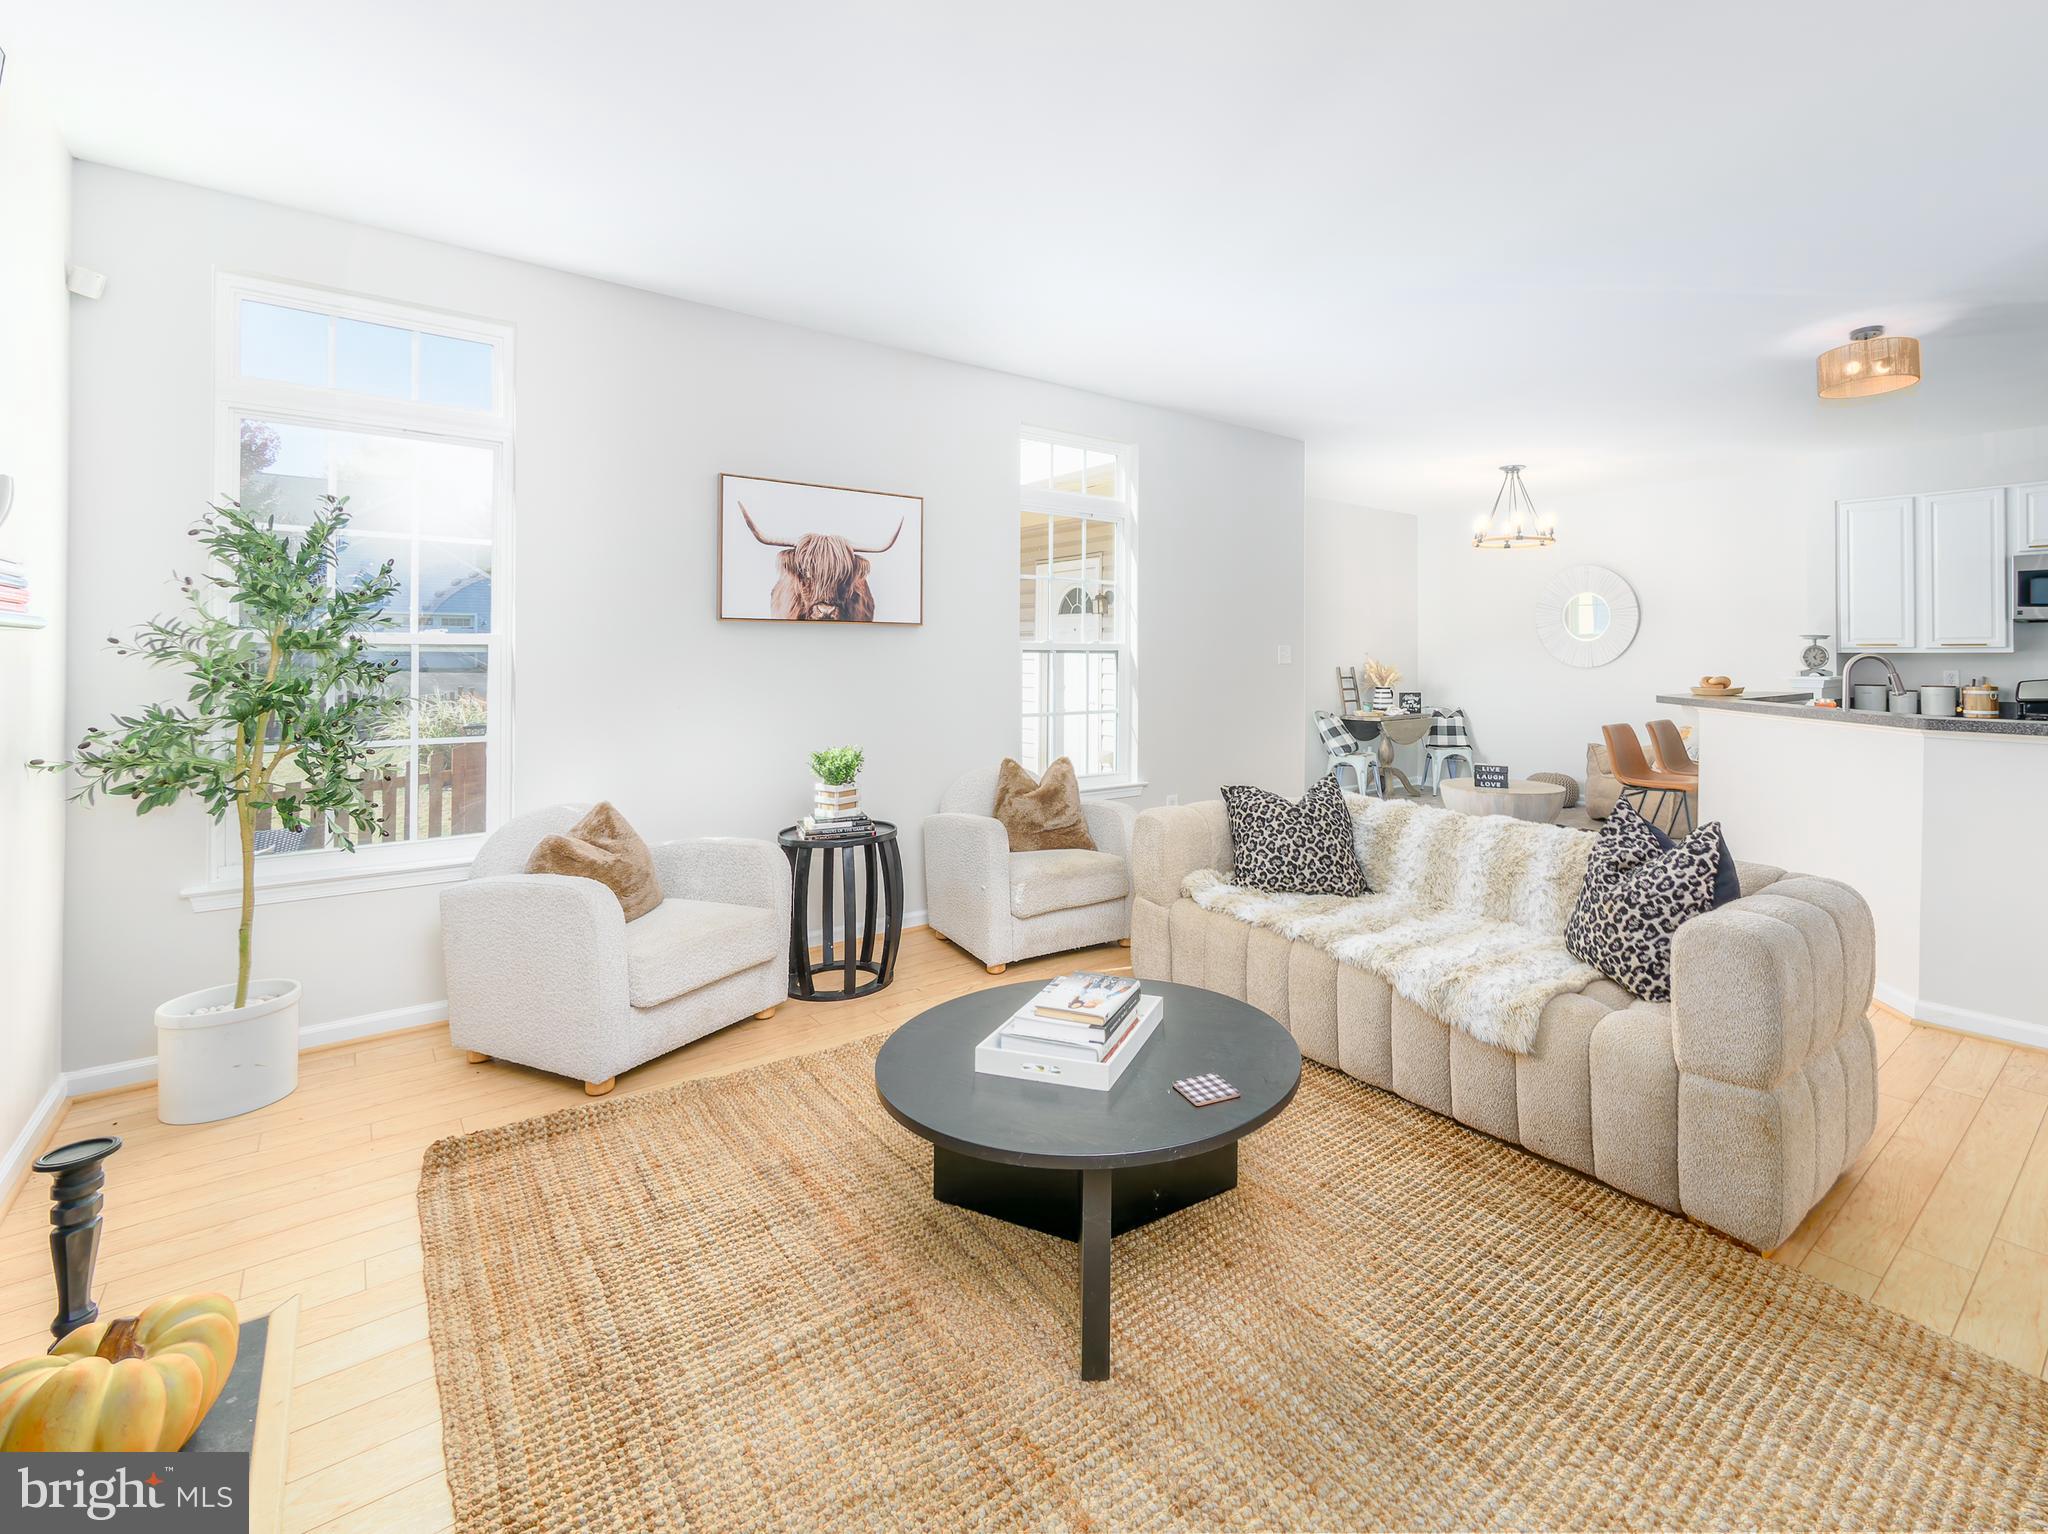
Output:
[
  {"xmin": 1222, "ymin": 772, "xmax": 1370, "ymax": 897},
  {"xmin": 1565, "ymin": 798, "xmax": 1728, "ymax": 1001}
]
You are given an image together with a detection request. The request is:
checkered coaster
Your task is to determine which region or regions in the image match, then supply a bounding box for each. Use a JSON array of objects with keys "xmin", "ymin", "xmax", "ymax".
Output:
[{"xmin": 1174, "ymin": 1073, "xmax": 1242, "ymax": 1107}]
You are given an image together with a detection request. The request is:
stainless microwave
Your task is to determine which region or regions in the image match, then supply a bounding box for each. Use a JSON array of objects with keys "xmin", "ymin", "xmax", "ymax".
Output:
[{"xmin": 2020, "ymin": 553, "xmax": 2048, "ymax": 622}]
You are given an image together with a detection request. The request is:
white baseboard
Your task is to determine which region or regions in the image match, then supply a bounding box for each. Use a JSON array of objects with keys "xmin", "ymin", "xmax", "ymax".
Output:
[
  {"xmin": 59, "ymin": 999, "xmax": 451, "ymax": 1100},
  {"xmin": 299, "ymin": 999, "xmax": 448, "ymax": 1051},
  {"xmin": 41, "ymin": 913, "xmax": 943, "ymax": 1125},
  {"xmin": 2, "ymin": 1074, "xmax": 69, "ymax": 1203},
  {"xmin": 1873, "ymin": 980, "xmax": 2048, "ymax": 1052}
]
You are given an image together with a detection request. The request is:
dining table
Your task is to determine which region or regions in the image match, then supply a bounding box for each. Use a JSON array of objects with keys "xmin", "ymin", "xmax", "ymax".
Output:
[{"xmin": 1341, "ymin": 711, "xmax": 1433, "ymax": 798}]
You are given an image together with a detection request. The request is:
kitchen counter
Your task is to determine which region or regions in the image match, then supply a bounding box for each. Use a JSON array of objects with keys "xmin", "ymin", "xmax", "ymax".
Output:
[
  {"xmin": 1675, "ymin": 695, "xmax": 2044, "ymax": 1054},
  {"xmin": 1656, "ymin": 692, "xmax": 2048, "ymax": 738}
]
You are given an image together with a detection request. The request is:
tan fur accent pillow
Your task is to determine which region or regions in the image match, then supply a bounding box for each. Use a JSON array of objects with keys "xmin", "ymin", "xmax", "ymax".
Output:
[
  {"xmin": 992, "ymin": 758, "xmax": 1096, "ymax": 852},
  {"xmin": 525, "ymin": 802, "xmax": 663, "ymax": 921}
]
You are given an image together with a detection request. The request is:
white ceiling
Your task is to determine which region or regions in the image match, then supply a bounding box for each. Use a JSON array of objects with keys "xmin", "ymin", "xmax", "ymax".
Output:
[{"xmin": 11, "ymin": 1, "xmax": 2048, "ymax": 510}]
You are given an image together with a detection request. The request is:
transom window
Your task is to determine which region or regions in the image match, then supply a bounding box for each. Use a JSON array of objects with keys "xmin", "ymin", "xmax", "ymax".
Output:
[
  {"xmin": 211, "ymin": 275, "xmax": 513, "ymax": 885},
  {"xmin": 1019, "ymin": 430, "xmax": 1135, "ymax": 784}
]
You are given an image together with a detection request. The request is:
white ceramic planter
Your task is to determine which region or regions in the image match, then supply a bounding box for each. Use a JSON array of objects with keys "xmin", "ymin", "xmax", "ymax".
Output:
[
  {"xmin": 813, "ymin": 779, "xmax": 860, "ymax": 818},
  {"xmin": 153, "ymin": 979, "xmax": 302, "ymax": 1125}
]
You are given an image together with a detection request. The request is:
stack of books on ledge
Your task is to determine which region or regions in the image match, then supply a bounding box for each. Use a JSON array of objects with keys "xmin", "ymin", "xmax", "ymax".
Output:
[
  {"xmin": 974, "ymin": 973, "xmax": 1162, "ymax": 1091},
  {"xmin": 0, "ymin": 556, "xmax": 32, "ymax": 617},
  {"xmin": 800, "ymin": 811, "xmax": 872, "ymax": 839}
]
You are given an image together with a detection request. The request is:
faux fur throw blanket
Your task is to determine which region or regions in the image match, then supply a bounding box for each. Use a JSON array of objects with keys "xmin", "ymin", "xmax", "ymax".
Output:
[{"xmin": 1182, "ymin": 797, "xmax": 1600, "ymax": 1054}]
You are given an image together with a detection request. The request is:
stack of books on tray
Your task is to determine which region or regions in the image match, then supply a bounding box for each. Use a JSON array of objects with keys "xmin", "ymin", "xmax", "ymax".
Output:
[
  {"xmin": 800, "ymin": 812, "xmax": 873, "ymax": 839},
  {"xmin": 974, "ymin": 973, "xmax": 1162, "ymax": 1091}
]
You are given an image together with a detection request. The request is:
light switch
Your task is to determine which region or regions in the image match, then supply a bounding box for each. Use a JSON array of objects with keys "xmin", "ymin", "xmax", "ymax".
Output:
[{"xmin": 1276, "ymin": 644, "xmax": 1292, "ymax": 665}]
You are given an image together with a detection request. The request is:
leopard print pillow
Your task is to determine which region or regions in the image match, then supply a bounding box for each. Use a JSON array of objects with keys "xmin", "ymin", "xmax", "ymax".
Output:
[
  {"xmin": 1221, "ymin": 772, "xmax": 1370, "ymax": 897},
  {"xmin": 1565, "ymin": 798, "xmax": 1724, "ymax": 1001}
]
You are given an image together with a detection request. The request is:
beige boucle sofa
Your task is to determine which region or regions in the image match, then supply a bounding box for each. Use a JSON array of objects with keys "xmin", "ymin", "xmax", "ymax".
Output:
[{"xmin": 1131, "ymin": 799, "xmax": 1879, "ymax": 1251}]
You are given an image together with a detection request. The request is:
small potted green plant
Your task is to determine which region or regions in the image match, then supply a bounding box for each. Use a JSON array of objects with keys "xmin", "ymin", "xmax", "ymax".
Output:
[
  {"xmin": 37, "ymin": 496, "xmax": 399, "ymax": 1124},
  {"xmin": 810, "ymin": 746, "xmax": 865, "ymax": 820}
]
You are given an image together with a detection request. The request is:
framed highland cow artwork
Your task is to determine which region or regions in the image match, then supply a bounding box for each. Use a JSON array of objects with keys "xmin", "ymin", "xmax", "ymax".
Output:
[{"xmin": 719, "ymin": 473, "xmax": 923, "ymax": 624}]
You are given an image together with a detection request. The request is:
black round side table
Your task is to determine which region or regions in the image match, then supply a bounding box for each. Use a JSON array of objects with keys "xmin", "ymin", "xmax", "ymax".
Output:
[{"xmin": 777, "ymin": 820, "xmax": 905, "ymax": 1001}]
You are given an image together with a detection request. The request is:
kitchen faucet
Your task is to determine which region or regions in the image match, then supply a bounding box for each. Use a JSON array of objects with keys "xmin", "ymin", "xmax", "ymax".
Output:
[{"xmin": 1840, "ymin": 651, "xmax": 1906, "ymax": 706}]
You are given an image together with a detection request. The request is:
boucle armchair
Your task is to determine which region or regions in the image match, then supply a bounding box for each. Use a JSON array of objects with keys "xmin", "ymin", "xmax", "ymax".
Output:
[
  {"xmin": 1130, "ymin": 798, "xmax": 1878, "ymax": 1251},
  {"xmin": 441, "ymin": 805, "xmax": 790, "ymax": 1095},
  {"xmin": 924, "ymin": 766, "xmax": 1136, "ymax": 972}
]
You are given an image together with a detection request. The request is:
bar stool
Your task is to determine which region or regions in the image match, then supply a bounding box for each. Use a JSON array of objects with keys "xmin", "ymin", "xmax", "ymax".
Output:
[
  {"xmin": 1601, "ymin": 723, "xmax": 1695, "ymax": 834},
  {"xmin": 1646, "ymin": 719, "xmax": 1698, "ymax": 780},
  {"xmin": 1313, "ymin": 710, "xmax": 1381, "ymax": 796}
]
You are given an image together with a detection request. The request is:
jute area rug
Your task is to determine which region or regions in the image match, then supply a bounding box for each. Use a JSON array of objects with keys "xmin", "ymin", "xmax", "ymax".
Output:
[{"xmin": 418, "ymin": 1040, "xmax": 2048, "ymax": 1531}]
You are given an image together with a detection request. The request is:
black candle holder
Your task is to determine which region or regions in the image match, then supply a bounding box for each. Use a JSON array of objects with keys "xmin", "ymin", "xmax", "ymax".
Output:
[{"xmin": 34, "ymin": 1136, "xmax": 121, "ymax": 1341}]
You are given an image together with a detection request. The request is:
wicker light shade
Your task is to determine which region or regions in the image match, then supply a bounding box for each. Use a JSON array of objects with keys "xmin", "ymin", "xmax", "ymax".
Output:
[{"xmin": 1817, "ymin": 325, "xmax": 1922, "ymax": 398}]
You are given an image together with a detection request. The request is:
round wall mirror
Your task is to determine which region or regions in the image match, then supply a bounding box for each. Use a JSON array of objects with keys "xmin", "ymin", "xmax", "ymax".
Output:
[
  {"xmin": 1536, "ymin": 565, "xmax": 1639, "ymax": 668},
  {"xmin": 1562, "ymin": 591, "xmax": 1610, "ymax": 641}
]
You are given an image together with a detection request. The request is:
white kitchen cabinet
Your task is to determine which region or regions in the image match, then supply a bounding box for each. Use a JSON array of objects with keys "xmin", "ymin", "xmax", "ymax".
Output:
[
  {"xmin": 1837, "ymin": 496, "xmax": 1916, "ymax": 649},
  {"xmin": 2017, "ymin": 481, "xmax": 2048, "ymax": 550},
  {"xmin": 1836, "ymin": 486, "xmax": 2017, "ymax": 654},
  {"xmin": 1919, "ymin": 488, "xmax": 2006, "ymax": 649}
]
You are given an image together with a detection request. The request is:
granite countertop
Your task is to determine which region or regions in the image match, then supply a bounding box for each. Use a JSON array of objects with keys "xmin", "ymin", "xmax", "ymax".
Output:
[{"xmin": 1654, "ymin": 693, "xmax": 2048, "ymax": 739}]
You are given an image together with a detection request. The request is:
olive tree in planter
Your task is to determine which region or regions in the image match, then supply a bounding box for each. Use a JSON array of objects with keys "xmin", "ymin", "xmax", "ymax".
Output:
[{"xmin": 40, "ymin": 496, "xmax": 399, "ymax": 1123}]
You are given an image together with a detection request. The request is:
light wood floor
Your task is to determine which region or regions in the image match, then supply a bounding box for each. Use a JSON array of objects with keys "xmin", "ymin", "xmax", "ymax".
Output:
[
  {"xmin": 0, "ymin": 928, "xmax": 1133, "ymax": 1533},
  {"xmin": 3, "ymin": 937, "xmax": 2045, "ymax": 1533}
]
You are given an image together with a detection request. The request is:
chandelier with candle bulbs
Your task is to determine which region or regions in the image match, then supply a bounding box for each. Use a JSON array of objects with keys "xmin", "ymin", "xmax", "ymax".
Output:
[{"xmin": 1472, "ymin": 464, "xmax": 1554, "ymax": 550}]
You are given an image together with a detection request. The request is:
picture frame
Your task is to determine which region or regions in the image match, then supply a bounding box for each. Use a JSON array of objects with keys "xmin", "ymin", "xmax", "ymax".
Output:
[{"xmin": 719, "ymin": 473, "xmax": 924, "ymax": 625}]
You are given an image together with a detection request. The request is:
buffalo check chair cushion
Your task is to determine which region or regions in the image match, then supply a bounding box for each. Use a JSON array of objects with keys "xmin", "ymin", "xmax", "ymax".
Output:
[
  {"xmin": 1426, "ymin": 709, "xmax": 1472, "ymax": 750},
  {"xmin": 1314, "ymin": 711, "xmax": 1364, "ymax": 759}
]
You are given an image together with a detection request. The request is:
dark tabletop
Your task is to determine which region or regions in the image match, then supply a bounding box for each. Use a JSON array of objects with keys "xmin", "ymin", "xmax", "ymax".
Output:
[{"xmin": 874, "ymin": 980, "xmax": 1301, "ymax": 1171}]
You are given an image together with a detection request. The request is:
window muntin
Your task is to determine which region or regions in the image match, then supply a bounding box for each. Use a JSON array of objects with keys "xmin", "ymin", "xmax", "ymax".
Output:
[
  {"xmin": 214, "ymin": 277, "xmax": 512, "ymax": 878},
  {"xmin": 1019, "ymin": 432, "xmax": 1133, "ymax": 783},
  {"xmin": 237, "ymin": 298, "xmax": 497, "ymax": 412}
]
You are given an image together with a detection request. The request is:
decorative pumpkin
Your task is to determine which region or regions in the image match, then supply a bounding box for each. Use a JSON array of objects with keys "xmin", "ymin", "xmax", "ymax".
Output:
[{"xmin": 0, "ymin": 1292, "xmax": 238, "ymax": 1452}]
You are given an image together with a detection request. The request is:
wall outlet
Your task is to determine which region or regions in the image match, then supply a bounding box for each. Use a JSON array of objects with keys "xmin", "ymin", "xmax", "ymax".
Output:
[
  {"xmin": 1276, "ymin": 644, "xmax": 1292, "ymax": 665},
  {"xmin": 1942, "ymin": 669, "xmax": 1960, "ymax": 686},
  {"xmin": 1166, "ymin": 793, "xmax": 1179, "ymax": 806}
]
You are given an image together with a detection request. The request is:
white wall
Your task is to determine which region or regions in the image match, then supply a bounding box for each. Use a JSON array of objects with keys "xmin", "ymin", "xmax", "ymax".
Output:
[
  {"xmin": 0, "ymin": 68, "xmax": 71, "ymax": 1169},
  {"xmin": 1413, "ymin": 430, "xmax": 2048, "ymax": 777},
  {"xmin": 1303, "ymin": 498, "xmax": 1416, "ymax": 781},
  {"xmin": 63, "ymin": 165, "xmax": 1306, "ymax": 1074}
]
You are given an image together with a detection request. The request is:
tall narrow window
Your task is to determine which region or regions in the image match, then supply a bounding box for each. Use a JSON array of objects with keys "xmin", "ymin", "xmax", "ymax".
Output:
[
  {"xmin": 212, "ymin": 276, "xmax": 513, "ymax": 885},
  {"xmin": 1019, "ymin": 431, "xmax": 1134, "ymax": 785}
]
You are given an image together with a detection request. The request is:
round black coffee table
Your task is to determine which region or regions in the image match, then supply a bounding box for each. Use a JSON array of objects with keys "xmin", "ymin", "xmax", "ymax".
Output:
[{"xmin": 875, "ymin": 980, "xmax": 1299, "ymax": 1380}]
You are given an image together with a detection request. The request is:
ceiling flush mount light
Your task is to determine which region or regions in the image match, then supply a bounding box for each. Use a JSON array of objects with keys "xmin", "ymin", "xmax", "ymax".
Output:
[
  {"xmin": 1472, "ymin": 464, "xmax": 1555, "ymax": 550},
  {"xmin": 1817, "ymin": 324, "xmax": 1922, "ymax": 399}
]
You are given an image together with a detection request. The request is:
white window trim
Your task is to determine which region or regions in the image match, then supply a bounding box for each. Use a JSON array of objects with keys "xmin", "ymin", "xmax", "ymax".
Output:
[
  {"xmin": 199, "ymin": 272, "xmax": 517, "ymax": 902},
  {"xmin": 1019, "ymin": 427, "xmax": 1138, "ymax": 790}
]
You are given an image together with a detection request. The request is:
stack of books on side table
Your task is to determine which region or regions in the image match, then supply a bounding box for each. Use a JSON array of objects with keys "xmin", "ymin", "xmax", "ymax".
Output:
[
  {"xmin": 974, "ymin": 973, "xmax": 1162, "ymax": 1091},
  {"xmin": 800, "ymin": 811, "xmax": 873, "ymax": 839}
]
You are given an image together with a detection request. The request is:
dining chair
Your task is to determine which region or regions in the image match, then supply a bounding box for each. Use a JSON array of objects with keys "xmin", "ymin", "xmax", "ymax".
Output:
[
  {"xmin": 1421, "ymin": 708, "xmax": 1476, "ymax": 790},
  {"xmin": 1601, "ymin": 723, "xmax": 1695, "ymax": 834},
  {"xmin": 1314, "ymin": 710, "xmax": 1381, "ymax": 796},
  {"xmin": 1646, "ymin": 719, "xmax": 1699, "ymax": 780}
]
